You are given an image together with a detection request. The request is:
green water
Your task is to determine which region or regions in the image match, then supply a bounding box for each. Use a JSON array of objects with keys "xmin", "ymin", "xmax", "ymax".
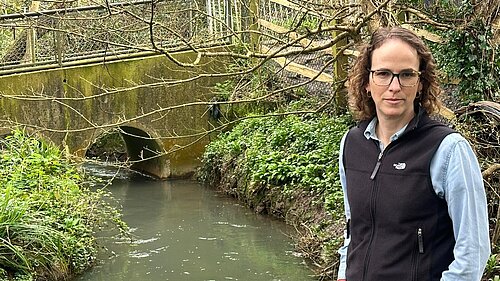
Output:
[{"xmin": 75, "ymin": 165, "xmax": 317, "ymax": 281}]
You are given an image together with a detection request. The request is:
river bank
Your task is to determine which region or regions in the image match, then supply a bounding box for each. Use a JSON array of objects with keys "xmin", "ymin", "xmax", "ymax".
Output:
[{"xmin": 197, "ymin": 114, "xmax": 352, "ymax": 279}]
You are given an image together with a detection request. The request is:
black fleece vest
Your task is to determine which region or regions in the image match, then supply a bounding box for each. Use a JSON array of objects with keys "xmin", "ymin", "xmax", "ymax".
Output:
[{"xmin": 344, "ymin": 112, "xmax": 455, "ymax": 281}]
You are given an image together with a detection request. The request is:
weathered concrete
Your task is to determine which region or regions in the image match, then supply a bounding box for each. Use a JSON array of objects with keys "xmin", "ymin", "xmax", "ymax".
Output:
[{"xmin": 0, "ymin": 48, "xmax": 228, "ymax": 178}]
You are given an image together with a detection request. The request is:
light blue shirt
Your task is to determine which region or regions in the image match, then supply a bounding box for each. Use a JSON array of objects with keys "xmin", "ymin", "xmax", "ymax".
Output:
[{"xmin": 337, "ymin": 117, "xmax": 491, "ymax": 281}]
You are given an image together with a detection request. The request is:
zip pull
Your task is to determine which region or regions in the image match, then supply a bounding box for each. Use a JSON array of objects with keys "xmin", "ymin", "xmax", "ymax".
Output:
[
  {"xmin": 370, "ymin": 152, "xmax": 383, "ymax": 180},
  {"xmin": 417, "ymin": 228, "xmax": 424, "ymax": 254}
]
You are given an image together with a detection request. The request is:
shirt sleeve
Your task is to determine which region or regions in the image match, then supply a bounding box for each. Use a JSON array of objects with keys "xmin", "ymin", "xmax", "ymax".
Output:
[
  {"xmin": 431, "ymin": 133, "xmax": 491, "ymax": 281},
  {"xmin": 337, "ymin": 132, "xmax": 350, "ymax": 280}
]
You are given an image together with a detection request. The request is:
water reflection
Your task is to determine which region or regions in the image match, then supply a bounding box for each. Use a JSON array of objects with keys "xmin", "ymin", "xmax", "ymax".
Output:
[{"xmin": 76, "ymin": 164, "xmax": 316, "ymax": 281}]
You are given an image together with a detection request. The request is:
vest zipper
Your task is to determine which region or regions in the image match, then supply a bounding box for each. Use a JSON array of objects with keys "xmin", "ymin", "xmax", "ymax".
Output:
[
  {"xmin": 370, "ymin": 151, "xmax": 383, "ymax": 179},
  {"xmin": 362, "ymin": 180, "xmax": 377, "ymax": 281},
  {"xmin": 362, "ymin": 150, "xmax": 382, "ymax": 281}
]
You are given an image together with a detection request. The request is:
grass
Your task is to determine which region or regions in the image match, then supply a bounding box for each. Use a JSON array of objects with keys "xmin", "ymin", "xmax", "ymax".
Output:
[{"xmin": 0, "ymin": 129, "xmax": 127, "ymax": 280}]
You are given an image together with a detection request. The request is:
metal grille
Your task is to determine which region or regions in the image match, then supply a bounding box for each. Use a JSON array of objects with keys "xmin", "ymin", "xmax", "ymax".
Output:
[
  {"xmin": 0, "ymin": 0, "xmax": 236, "ymax": 69},
  {"xmin": 207, "ymin": 0, "xmax": 242, "ymax": 42}
]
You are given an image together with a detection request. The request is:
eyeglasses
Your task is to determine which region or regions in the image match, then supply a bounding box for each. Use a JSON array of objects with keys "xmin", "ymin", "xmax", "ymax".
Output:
[{"xmin": 368, "ymin": 69, "xmax": 421, "ymax": 87}]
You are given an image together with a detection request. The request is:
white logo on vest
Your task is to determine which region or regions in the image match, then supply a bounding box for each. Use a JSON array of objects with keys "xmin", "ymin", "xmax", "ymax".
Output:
[{"xmin": 393, "ymin": 162, "xmax": 406, "ymax": 170}]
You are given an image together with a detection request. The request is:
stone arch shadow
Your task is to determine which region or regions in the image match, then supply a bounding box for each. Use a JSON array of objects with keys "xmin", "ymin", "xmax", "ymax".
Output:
[
  {"xmin": 87, "ymin": 125, "xmax": 169, "ymax": 179},
  {"xmin": 119, "ymin": 126, "xmax": 169, "ymax": 179}
]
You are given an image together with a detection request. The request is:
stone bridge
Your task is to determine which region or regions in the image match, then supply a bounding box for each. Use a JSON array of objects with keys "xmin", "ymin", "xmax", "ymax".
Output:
[
  {"xmin": 0, "ymin": 0, "xmax": 346, "ymax": 178},
  {"xmin": 0, "ymin": 0, "xmax": 240, "ymax": 178},
  {"xmin": 0, "ymin": 49, "xmax": 228, "ymax": 178}
]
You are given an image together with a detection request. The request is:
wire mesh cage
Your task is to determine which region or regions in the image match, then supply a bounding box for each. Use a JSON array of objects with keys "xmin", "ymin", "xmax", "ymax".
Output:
[
  {"xmin": 0, "ymin": 0, "xmax": 237, "ymax": 69},
  {"xmin": 256, "ymin": 0, "xmax": 359, "ymax": 105}
]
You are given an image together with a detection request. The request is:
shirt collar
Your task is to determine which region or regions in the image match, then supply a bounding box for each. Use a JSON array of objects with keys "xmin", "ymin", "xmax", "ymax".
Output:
[{"xmin": 363, "ymin": 116, "xmax": 409, "ymax": 143}]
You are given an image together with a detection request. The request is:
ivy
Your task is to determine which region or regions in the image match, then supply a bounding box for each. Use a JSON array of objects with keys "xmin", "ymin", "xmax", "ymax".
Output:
[{"xmin": 430, "ymin": 20, "xmax": 499, "ymax": 104}]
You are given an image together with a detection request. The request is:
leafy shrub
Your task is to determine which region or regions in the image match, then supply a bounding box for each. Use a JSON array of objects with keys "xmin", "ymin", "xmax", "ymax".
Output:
[
  {"xmin": 431, "ymin": 20, "xmax": 500, "ymax": 104},
  {"xmin": 200, "ymin": 113, "xmax": 352, "ymax": 216},
  {"xmin": 0, "ymin": 129, "xmax": 126, "ymax": 280}
]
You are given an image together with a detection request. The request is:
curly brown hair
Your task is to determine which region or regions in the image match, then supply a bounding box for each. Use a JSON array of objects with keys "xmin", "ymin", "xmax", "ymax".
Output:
[{"xmin": 348, "ymin": 26, "xmax": 442, "ymax": 121}]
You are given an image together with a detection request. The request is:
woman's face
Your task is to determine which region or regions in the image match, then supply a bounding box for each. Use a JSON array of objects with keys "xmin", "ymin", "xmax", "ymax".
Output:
[{"xmin": 365, "ymin": 38, "xmax": 422, "ymax": 124}]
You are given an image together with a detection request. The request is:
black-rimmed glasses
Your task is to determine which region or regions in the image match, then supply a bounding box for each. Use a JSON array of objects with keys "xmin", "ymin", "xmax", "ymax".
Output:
[{"xmin": 368, "ymin": 69, "xmax": 421, "ymax": 87}]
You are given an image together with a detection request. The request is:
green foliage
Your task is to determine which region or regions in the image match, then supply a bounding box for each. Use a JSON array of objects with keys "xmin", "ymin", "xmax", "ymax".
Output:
[
  {"xmin": 281, "ymin": 14, "xmax": 321, "ymax": 34},
  {"xmin": 213, "ymin": 80, "xmax": 234, "ymax": 101},
  {"xmin": 0, "ymin": 129, "xmax": 127, "ymax": 280},
  {"xmin": 92, "ymin": 131, "xmax": 125, "ymax": 151},
  {"xmin": 397, "ymin": 0, "xmax": 470, "ymax": 20},
  {"xmin": 249, "ymin": 117, "xmax": 342, "ymax": 190},
  {"xmin": 86, "ymin": 130, "xmax": 126, "ymax": 161},
  {"xmin": 431, "ymin": 21, "xmax": 500, "ymax": 104},
  {"xmin": 210, "ymin": 60, "xmax": 292, "ymax": 117},
  {"xmin": 485, "ymin": 254, "xmax": 500, "ymax": 280},
  {"xmin": 395, "ymin": 1, "xmax": 499, "ymax": 104},
  {"xmin": 200, "ymin": 114, "xmax": 352, "ymax": 217},
  {"xmin": 1, "ymin": 0, "xmax": 26, "ymax": 14},
  {"xmin": 0, "ymin": 131, "xmax": 80, "ymax": 192},
  {"xmin": 210, "ymin": 60, "xmax": 311, "ymax": 119},
  {"xmin": 0, "ymin": 30, "xmax": 14, "ymax": 58}
]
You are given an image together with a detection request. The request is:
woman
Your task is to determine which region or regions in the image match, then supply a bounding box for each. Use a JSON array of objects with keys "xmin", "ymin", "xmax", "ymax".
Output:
[{"xmin": 336, "ymin": 27, "xmax": 490, "ymax": 281}]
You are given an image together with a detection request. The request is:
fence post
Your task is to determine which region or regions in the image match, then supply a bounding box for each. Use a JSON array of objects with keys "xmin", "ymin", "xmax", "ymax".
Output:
[
  {"xmin": 26, "ymin": 28, "xmax": 36, "ymax": 63},
  {"xmin": 207, "ymin": 0, "xmax": 214, "ymax": 35},
  {"xmin": 54, "ymin": 19, "xmax": 63, "ymax": 66},
  {"xmin": 248, "ymin": 0, "xmax": 260, "ymax": 52},
  {"xmin": 24, "ymin": 1, "xmax": 41, "ymax": 63},
  {"xmin": 331, "ymin": 22, "xmax": 348, "ymax": 112}
]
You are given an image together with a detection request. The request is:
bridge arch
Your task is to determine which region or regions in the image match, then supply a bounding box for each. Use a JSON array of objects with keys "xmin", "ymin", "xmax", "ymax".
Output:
[
  {"xmin": 118, "ymin": 125, "xmax": 169, "ymax": 179},
  {"xmin": 86, "ymin": 125, "xmax": 170, "ymax": 179}
]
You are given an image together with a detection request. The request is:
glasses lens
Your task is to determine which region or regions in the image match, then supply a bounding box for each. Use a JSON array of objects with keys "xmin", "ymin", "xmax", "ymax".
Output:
[
  {"xmin": 372, "ymin": 70, "xmax": 392, "ymax": 86},
  {"xmin": 399, "ymin": 71, "xmax": 419, "ymax": 87}
]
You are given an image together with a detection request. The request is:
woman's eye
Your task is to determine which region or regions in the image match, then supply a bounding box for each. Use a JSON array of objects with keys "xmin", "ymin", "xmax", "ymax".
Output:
[
  {"xmin": 375, "ymin": 71, "xmax": 391, "ymax": 77},
  {"xmin": 401, "ymin": 72, "xmax": 416, "ymax": 78}
]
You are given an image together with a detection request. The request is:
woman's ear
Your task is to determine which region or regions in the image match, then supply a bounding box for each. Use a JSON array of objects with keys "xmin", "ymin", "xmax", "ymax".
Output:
[{"xmin": 365, "ymin": 83, "xmax": 371, "ymax": 94}]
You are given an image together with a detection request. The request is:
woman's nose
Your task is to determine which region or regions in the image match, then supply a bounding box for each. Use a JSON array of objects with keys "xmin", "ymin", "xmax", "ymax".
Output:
[{"xmin": 388, "ymin": 75, "xmax": 402, "ymax": 91}]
